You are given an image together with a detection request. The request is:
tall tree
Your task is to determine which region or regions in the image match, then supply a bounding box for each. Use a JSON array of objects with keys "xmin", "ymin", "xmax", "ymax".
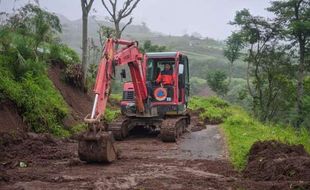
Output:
[
  {"xmin": 81, "ymin": 0, "xmax": 95, "ymax": 87},
  {"xmin": 268, "ymin": 0, "xmax": 310, "ymax": 126},
  {"xmin": 101, "ymin": 0, "xmax": 141, "ymax": 39},
  {"xmin": 206, "ymin": 71, "xmax": 229, "ymax": 97},
  {"xmin": 224, "ymin": 32, "xmax": 243, "ymax": 84},
  {"xmin": 7, "ymin": 4, "xmax": 61, "ymax": 55},
  {"xmin": 230, "ymin": 9, "xmax": 289, "ymax": 120}
]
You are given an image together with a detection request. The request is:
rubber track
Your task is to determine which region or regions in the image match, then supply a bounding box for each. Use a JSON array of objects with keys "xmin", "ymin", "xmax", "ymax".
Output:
[
  {"xmin": 108, "ymin": 117, "xmax": 128, "ymax": 140},
  {"xmin": 160, "ymin": 116, "xmax": 187, "ymax": 142}
]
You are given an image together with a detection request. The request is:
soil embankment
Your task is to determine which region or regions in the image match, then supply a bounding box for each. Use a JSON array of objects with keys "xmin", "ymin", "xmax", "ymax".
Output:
[
  {"xmin": 47, "ymin": 63, "xmax": 93, "ymax": 127},
  {"xmin": 0, "ymin": 100, "xmax": 26, "ymax": 135}
]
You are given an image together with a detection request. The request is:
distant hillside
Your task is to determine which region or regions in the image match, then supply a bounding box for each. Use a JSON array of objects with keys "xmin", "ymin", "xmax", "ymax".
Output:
[{"xmin": 58, "ymin": 15, "xmax": 246, "ymax": 80}]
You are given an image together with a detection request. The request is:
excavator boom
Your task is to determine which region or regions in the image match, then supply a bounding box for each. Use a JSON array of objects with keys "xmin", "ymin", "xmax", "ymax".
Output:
[{"xmin": 78, "ymin": 38, "xmax": 148, "ymax": 163}]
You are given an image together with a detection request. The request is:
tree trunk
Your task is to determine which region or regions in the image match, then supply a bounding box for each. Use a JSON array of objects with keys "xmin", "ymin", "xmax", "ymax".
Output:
[
  {"xmin": 82, "ymin": 13, "xmax": 88, "ymax": 88},
  {"xmin": 114, "ymin": 21, "xmax": 121, "ymax": 39},
  {"xmin": 296, "ymin": 39, "xmax": 305, "ymax": 127},
  {"xmin": 228, "ymin": 62, "xmax": 233, "ymax": 85}
]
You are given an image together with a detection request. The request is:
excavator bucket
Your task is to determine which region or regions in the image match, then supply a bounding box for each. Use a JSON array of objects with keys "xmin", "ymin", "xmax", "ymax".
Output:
[{"xmin": 78, "ymin": 129, "xmax": 117, "ymax": 163}]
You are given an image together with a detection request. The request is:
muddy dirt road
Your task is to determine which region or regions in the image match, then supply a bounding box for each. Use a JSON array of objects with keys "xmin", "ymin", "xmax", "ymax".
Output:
[{"xmin": 0, "ymin": 126, "xmax": 308, "ymax": 190}]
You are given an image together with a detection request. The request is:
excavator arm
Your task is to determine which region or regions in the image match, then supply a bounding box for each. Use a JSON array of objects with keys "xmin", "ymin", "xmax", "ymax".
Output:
[
  {"xmin": 85, "ymin": 38, "xmax": 147, "ymax": 123},
  {"xmin": 78, "ymin": 38, "xmax": 148, "ymax": 163}
]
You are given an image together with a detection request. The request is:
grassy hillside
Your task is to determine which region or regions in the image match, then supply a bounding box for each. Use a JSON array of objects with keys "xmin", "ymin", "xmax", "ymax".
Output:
[
  {"xmin": 58, "ymin": 15, "xmax": 249, "ymax": 97},
  {"xmin": 58, "ymin": 16, "xmax": 248, "ymax": 80}
]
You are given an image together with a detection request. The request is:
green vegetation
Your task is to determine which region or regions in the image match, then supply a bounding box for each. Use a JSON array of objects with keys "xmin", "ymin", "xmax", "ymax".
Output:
[
  {"xmin": 49, "ymin": 43, "xmax": 80, "ymax": 65},
  {"xmin": 225, "ymin": 1, "xmax": 310, "ymax": 127},
  {"xmin": 223, "ymin": 107, "xmax": 310, "ymax": 170},
  {"xmin": 71, "ymin": 123, "xmax": 88, "ymax": 134},
  {"xmin": 104, "ymin": 108, "xmax": 121, "ymax": 123},
  {"xmin": 110, "ymin": 93, "xmax": 122, "ymax": 102},
  {"xmin": 189, "ymin": 96, "xmax": 229, "ymax": 124},
  {"xmin": 0, "ymin": 4, "xmax": 80, "ymax": 137},
  {"xmin": 104, "ymin": 94, "xmax": 122, "ymax": 123},
  {"xmin": 0, "ymin": 62, "xmax": 69, "ymax": 136},
  {"xmin": 190, "ymin": 96, "xmax": 310, "ymax": 170},
  {"xmin": 189, "ymin": 77, "xmax": 207, "ymax": 95},
  {"xmin": 206, "ymin": 71, "xmax": 229, "ymax": 97},
  {"xmin": 140, "ymin": 40, "xmax": 167, "ymax": 53}
]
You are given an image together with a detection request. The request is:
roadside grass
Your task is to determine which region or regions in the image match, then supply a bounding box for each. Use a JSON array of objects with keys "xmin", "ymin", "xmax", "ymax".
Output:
[
  {"xmin": 110, "ymin": 93, "xmax": 122, "ymax": 102},
  {"xmin": 190, "ymin": 96, "xmax": 310, "ymax": 170},
  {"xmin": 188, "ymin": 96, "xmax": 230, "ymax": 124},
  {"xmin": 104, "ymin": 94, "xmax": 122, "ymax": 123},
  {"xmin": 104, "ymin": 108, "xmax": 121, "ymax": 123}
]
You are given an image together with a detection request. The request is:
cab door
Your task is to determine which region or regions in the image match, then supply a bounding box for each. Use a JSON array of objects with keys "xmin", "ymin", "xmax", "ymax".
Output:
[
  {"xmin": 183, "ymin": 56, "xmax": 190, "ymax": 105},
  {"xmin": 178, "ymin": 55, "xmax": 190, "ymax": 104}
]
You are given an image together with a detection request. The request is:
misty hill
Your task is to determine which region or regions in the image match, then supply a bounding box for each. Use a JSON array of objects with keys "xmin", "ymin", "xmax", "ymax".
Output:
[{"xmin": 59, "ymin": 15, "xmax": 246, "ymax": 79}]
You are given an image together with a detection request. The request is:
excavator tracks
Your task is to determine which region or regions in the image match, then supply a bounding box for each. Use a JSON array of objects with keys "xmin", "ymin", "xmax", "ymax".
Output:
[
  {"xmin": 160, "ymin": 116, "xmax": 189, "ymax": 142},
  {"xmin": 108, "ymin": 117, "xmax": 130, "ymax": 140},
  {"xmin": 108, "ymin": 115, "xmax": 190, "ymax": 142}
]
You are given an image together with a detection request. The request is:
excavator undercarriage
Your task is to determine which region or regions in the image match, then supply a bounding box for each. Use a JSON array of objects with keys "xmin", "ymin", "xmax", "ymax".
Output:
[{"xmin": 108, "ymin": 115, "xmax": 190, "ymax": 142}]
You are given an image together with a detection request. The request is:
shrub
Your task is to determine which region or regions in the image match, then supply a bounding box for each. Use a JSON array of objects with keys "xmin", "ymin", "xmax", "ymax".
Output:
[
  {"xmin": 189, "ymin": 96, "xmax": 229, "ymax": 124},
  {"xmin": 64, "ymin": 64, "xmax": 84, "ymax": 88},
  {"xmin": 71, "ymin": 123, "xmax": 88, "ymax": 134},
  {"xmin": 104, "ymin": 108, "xmax": 121, "ymax": 123},
  {"xmin": 190, "ymin": 77, "xmax": 207, "ymax": 95},
  {"xmin": 49, "ymin": 43, "xmax": 80, "ymax": 65}
]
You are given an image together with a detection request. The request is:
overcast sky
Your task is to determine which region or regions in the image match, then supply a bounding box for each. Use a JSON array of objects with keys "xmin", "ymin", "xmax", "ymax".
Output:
[{"xmin": 1, "ymin": 0, "xmax": 273, "ymax": 40}]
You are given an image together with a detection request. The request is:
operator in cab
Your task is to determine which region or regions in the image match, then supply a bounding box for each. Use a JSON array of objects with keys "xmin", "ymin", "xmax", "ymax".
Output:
[{"xmin": 156, "ymin": 63, "xmax": 174, "ymax": 85}]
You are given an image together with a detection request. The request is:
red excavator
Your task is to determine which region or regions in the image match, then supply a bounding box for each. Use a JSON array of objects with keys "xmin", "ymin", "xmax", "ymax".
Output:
[{"xmin": 78, "ymin": 38, "xmax": 191, "ymax": 162}]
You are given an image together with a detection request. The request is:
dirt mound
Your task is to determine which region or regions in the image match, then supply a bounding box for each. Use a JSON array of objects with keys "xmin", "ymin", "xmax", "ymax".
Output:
[
  {"xmin": 0, "ymin": 100, "xmax": 27, "ymax": 135},
  {"xmin": 48, "ymin": 62, "xmax": 93, "ymax": 127},
  {"xmin": 243, "ymin": 140, "xmax": 310, "ymax": 181}
]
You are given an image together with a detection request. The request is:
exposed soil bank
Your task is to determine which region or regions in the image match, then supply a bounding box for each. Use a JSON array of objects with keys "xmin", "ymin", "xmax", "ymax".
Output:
[
  {"xmin": 0, "ymin": 100, "xmax": 26, "ymax": 135},
  {"xmin": 48, "ymin": 63, "xmax": 93, "ymax": 127}
]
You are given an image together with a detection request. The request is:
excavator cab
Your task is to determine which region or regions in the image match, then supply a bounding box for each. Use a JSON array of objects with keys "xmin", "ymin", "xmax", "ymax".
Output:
[
  {"xmin": 115, "ymin": 52, "xmax": 191, "ymax": 141},
  {"xmin": 121, "ymin": 52, "xmax": 190, "ymax": 116}
]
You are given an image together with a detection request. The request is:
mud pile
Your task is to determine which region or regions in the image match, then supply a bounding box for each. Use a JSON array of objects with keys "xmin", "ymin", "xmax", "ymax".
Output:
[
  {"xmin": 243, "ymin": 140, "xmax": 310, "ymax": 181},
  {"xmin": 0, "ymin": 133, "xmax": 74, "ymax": 166}
]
